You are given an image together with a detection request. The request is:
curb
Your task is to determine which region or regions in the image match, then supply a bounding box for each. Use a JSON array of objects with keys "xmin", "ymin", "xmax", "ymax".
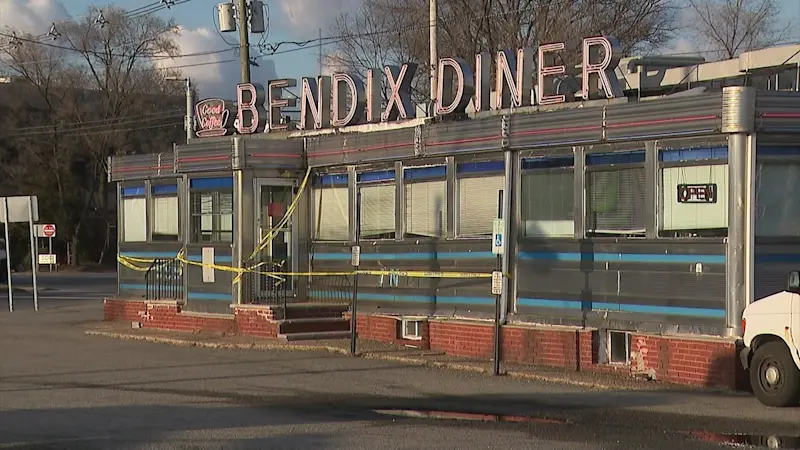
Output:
[{"xmin": 84, "ymin": 329, "xmax": 617, "ymax": 391}]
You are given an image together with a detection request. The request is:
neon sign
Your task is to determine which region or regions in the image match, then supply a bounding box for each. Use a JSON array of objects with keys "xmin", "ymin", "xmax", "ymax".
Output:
[
  {"xmin": 194, "ymin": 99, "xmax": 235, "ymax": 137},
  {"xmin": 199, "ymin": 35, "xmax": 622, "ymax": 136}
]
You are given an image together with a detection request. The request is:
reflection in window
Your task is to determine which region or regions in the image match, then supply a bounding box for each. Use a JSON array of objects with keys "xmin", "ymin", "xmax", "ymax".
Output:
[
  {"xmin": 457, "ymin": 161, "xmax": 504, "ymax": 237},
  {"xmin": 405, "ymin": 166, "xmax": 446, "ymax": 238},
  {"xmin": 312, "ymin": 173, "xmax": 349, "ymax": 241},
  {"xmin": 358, "ymin": 170, "xmax": 396, "ymax": 240},
  {"xmin": 151, "ymin": 184, "xmax": 179, "ymax": 241},
  {"xmin": 121, "ymin": 185, "xmax": 146, "ymax": 243},
  {"xmin": 520, "ymin": 155, "xmax": 573, "ymax": 237}
]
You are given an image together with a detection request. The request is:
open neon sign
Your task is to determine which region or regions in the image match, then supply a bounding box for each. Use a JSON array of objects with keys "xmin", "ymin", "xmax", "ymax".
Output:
[{"xmin": 677, "ymin": 184, "xmax": 717, "ymax": 203}]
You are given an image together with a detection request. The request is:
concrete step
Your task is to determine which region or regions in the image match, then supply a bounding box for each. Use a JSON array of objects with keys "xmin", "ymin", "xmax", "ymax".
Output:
[
  {"xmin": 278, "ymin": 330, "xmax": 352, "ymax": 342},
  {"xmin": 279, "ymin": 303, "xmax": 350, "ymax": 320}
]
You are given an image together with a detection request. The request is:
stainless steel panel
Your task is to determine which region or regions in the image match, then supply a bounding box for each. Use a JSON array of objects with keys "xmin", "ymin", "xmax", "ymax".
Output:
[
  {"xmin": 605, "ymin": 93, "xmax": 723, "ymax": 140},
  {"xmin": 242, "ymin": 136, "xmax": 304, "ymax": 169},
  {"xmin": 721, "ymin": 86, "xmax": 756, "ymax": 133},
  {"xmin": 175, "ymin": 139, "xmax": 234, "ymax": 172},
  {"xmin": 424, "ymin": 116, "xmax": 503, "ymax": 155},
  {"xmin": 307, "ymin": 127, "xmax": 417, "ymax": 167},
  {"xmin": 509, "ymin": 108, "xmax": 603, "ymax": 149},
  {"xmin": 110, "ymin": 153, "xmax": 174, "ymax": 181},
  {"xmin": 755, "ymin": 91, "xmax": 800, "ymax": 133}
]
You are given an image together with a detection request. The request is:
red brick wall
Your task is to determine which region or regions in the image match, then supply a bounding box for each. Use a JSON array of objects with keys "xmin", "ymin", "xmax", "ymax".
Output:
[
  {"xmin": 104, "ymin": 299, "xmax": 741, "ymax": 390},
  {"xmin": 234, "ymin": 307, "xmax": 279, "ymax": 338},
  {"xmin": 104, "ymin": 299, "xmax": 234, "ymax": 335}
]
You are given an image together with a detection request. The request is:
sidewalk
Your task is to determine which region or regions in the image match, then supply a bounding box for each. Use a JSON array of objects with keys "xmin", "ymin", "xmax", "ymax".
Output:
[{"xmin": 84, "ymin": 321, "xmax": 727, "ymax": 394}]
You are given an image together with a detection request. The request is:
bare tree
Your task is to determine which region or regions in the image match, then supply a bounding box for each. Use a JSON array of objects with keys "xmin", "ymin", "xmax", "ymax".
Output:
[
  {"xmin": 686, "ymin": 0, "xmax": 791, "ymax": 59},
  {"xmin": 327, "ymin": 0, "xmax": 677, "ymax": 105},
  {"xmin": 0, "ymin": 6, "xmax": 185, "ymax": 267}
]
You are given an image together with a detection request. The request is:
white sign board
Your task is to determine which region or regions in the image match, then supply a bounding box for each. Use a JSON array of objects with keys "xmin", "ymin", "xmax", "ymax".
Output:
[
  {"xmin": 492, "ymin": 218, "xmax": 505, "ymax": 255},
  {"xmin": 35, "ymin": 224, "xmax": 56, "ymax": 238},
  {"xmin": 0, "ymin": 196, "xmax": 39, "ymax": 223},
  {"xmin": 202, "ymin": 247, "xmax": 215, "ymax": 283},
  {"xmin": 351, "ymin": 245, "xmax": 360, "ymax": 267},
  {"xmin": 38, "ymin": 254, "xmax": 57, "ymax": 265},
  {"xmin": 491, "ymin": 271, "xmax": 503, "ymax": 295}
]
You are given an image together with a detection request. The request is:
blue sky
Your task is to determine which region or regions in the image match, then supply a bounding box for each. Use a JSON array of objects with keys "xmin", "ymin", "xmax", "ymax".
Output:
[{"xmin": 6, "ymin": 0, "xmax": 800, "ymax": 98}]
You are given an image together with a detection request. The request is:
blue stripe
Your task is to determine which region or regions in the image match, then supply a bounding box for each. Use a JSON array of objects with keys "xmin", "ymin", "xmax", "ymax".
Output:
[
  {"xmin": 518, "ymin": 298, "xmax": 726, "ymax": 318},
  {"xmin": 521, "ymin": 155, "xmax": 574, "ymax": 169},
  {"xmin": 405, "ymin": 166, "xmax": 446, "ymax": 180},
  {"xmin": 660, "ymin": 146, "xmax": 727, "ymax": 162},
  {"xmin": 190, "ymin": 177, "xmax": 233, "ymax": 190},
  {"xmin": 758, "ymin": 146, "xmax": 800, "ymax": 156},
  {"xmin": 118, "ymin": 252, "xmax": 233, "ymax": 264},
  {"xmin": 314, "ymin": 173, "xmax": 348, "ymax": 187},
  {"xmin": 519, "ymin": 251, "xmax": 725, "ymax": 264},
  {"xmin": 586, "ymin": 150, "xmax": 645, "ymax": 165},
  {"xmin": 187, "ymin": 255, "xmax": 233, "ymax": 263},
  {"xmin": 152, "ymin": 184, "xmax": 178, "ymax": 195},
  {"xmin": 312, "ymin": 251, "xmax": 725, "ymax": 264},
  {"xmin": 756, "ymin": 253, "xmax": 800, "ymax": 264},
  {"xmin": 457, "ymin": 161, "xmax": 504, "ymax": 174},
  {"xmin": 120, "ymin": 251, "xmax": 180, "ymax": 258},
  {"xmin": 121, "ymin": 186, "xmax": 145, "ymax": 197},
  {"xmin": 309, "ymin": 290, "xmax": 493, "ymax": 305},
  {"xmin": 188, "ymin": 292, "xmax": 232, "ymax": 301},
  {"xmin": 312, "ymin": 251, "xmax": 494, "ymax": 261},
  {"xmin": 358, "ymin": 170, "xmax": 395, "ymax": 183}
]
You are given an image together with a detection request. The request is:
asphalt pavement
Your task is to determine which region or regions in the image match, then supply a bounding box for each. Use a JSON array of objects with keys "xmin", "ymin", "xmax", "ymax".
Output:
[{"xmin": 0, "ymin": 272, "xmax": 799, "ymax": 449}]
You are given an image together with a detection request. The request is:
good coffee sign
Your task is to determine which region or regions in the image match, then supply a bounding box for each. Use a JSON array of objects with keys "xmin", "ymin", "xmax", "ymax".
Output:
[{"xmin": 195, "ymin": 35, "xmax": 623, "ymax": 137}]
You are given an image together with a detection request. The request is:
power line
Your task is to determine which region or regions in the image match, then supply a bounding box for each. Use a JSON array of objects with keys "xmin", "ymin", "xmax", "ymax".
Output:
[
  {"xmin": 7, "ymin": 109, "xmax": 184, "ymax": 134},
  {"xmin": 8, "ymin": 119, "xmax": 184, "ymax": 140}
]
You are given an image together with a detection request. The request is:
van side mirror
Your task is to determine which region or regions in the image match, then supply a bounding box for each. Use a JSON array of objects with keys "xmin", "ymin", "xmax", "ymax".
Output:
[{"xmin": 788, "ymin": 271, "xmax": 800, "ymax": 291}]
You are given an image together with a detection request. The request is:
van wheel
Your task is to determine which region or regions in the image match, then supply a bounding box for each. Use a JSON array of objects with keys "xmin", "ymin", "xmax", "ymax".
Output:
[{"xmin": 750, "ymin": 341, "xmax": 800, "ymax": 407}]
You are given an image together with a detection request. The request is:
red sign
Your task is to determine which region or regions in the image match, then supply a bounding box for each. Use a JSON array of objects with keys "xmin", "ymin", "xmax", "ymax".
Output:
[
  {"xmin": 195, "ymin": 99, "xmax": 234, "ymax": 137},
  {"xmin": 43, "ymin": 224, "xmax": 55, "ymax": 237}
]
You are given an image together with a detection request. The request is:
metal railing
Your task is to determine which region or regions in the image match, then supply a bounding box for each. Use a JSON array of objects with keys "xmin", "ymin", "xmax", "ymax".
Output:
[
  {"xmin": 145, "ymin": 258, "xmax": 183, "ymax": 301},
  {"xmin": 243, "ymin": 261, "xmax": 291, "ymax": 306}
]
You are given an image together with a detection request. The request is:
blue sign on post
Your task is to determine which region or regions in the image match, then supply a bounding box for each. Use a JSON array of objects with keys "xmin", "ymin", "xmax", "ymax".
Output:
[{"xmin": 492, "ymin": 218, "xmax": 505, "ymax": 255}]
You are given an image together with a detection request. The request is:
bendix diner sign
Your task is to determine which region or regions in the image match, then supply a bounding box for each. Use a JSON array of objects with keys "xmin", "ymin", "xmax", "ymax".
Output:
[{"xmin": 194, "ymin": 35, "xmax": 624, "ymax": 137}]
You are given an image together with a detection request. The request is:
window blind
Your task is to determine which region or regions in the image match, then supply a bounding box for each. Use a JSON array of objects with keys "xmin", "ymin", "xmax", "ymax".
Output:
[
  {"xmin": 313, "ymin": 187, "xmax": 350, "ymax": 240},
  {"xmin": 153, "ymin": 196, "xmax": 179, "ymax": 238},
  {"xmin": 406, "ymin": 180, "xmax": 446, "ymax": 238},
  {"xmin": 458, "ymin": 175, "xmax": 504, "ymax": 236},
  {"xmin": 123, "ymin": 197, "xmax": 147, "ymax": 242},
  {"xmin": 360, "ymin": 184, "xmax": 396, "ymax": 238}
]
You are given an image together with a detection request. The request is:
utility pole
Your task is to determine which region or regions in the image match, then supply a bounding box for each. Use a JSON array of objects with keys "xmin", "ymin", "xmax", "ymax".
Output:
[
  {"xmin": 185, "ymin": 78, "xmax": 195, "ymax": 143},
  {"xmin": 237, "ymin": 0, "xmax": 251, "ymax": 84},
  {"xmin": 429, "ymin": 0, "xmax": 437, "ymax": 114},
  {"xmin": 166, "ymin": 76, "xmax": 194, "ymax": 144}
]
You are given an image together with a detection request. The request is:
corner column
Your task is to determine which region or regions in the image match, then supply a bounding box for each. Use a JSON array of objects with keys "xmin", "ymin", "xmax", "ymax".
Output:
[{"xmin": 722, "ymin": 86, "xmax": 756, "ymax": 337}]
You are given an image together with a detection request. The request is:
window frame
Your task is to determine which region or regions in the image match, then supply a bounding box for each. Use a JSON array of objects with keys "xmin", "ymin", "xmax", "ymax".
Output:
[
  {"xmin": 311, "ymin": 171, "xmax": 350, "ymax": 242},
  {"xmin": 120, "ymin": 184, "xmax": 147, "ymax": 243},
  {"xmin": 188, "ymin": 176, "xmax": 234, "ymax": 244},
  {"xmin": 455, "ymin": 160, "xmax": 505, "ymax": 239},
  {"xmin": 519, "ymin": 153, "xmax": 575, "ymax": 239},
  {"xmin": 657, "ymin": 146, "xmax": 728, "ymax": 238},
  {"xmin": 403, "ymin": 164, "xmax": 448, "ymax": 240},
  {"xmin": 150, "ymin": 182, "xmax": 181, "ymax": 242},
  {"xmin": 357, "ymin": 168, "xmax": 397, "ymax": 241},
  {"xmin": 584, "ymin": 149, "xmax": 647, "ymax": 237}
]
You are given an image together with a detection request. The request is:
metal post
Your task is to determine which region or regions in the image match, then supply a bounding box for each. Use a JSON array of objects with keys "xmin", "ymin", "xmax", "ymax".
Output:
[
  {"xmin": 429, "ymin": 0, "xmax": 437, "ymax": 111},
  {"xmin": 493, "ymin": 190, "xmax": 503, "ymax": 376},
  {"xmin": 48, "ymin": 237, "xmax": 52, "ymax": 273},
  {"xmin": 3, "ymin": 198, "xmax": 12, "ymax": 312},
  {"xmin": 350, "ymin": 192, "xmax": 361, "ymax": 356},
  {"xmin": 27, "ymin": 198, "xmax": 38, "ymax": 311},
  {"xmin": 237, "ymin": 0, "xmax": 251, "ymax": 84},
  {"xmin": 185, "ymin": 78, "xmax": 195, "ymax": 143}
]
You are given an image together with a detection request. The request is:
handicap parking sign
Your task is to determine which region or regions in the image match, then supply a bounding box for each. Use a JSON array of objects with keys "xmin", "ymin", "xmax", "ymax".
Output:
[{"xmin": 492, "ymin": 218, "xmax": 505, "ymax": 255}]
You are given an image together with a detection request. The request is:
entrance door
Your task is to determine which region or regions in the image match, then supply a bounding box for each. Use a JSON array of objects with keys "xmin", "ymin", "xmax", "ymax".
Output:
[{"xmin": 255, "ymin": 181, "xmax": 296, "ymax": 299}]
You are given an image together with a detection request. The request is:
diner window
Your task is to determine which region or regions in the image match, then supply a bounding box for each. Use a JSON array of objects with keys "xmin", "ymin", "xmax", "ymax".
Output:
[
  {"xmin": 358, "ymin": 170, "xmax": 396, "ymax": 240},
  {"xmin": 121, "ymin": 186, "xmax": 146, "ymax": 242},
  {"xmin": 189, "ymin": 177, "xmax": 233, "ymax": 243},
  {"xmin": 151, "ymin": 184, "xmax": 180, "ymax": 241},
  {"xmin": 457, "ymin": 161, "xmax": 505, "ymax": 237},
  {"xmin": 520, "ymin": 154, "xmax": 574, "ymax": 237},
  {"xmin": 312, "ymin": 173, "xmax": 350, "ymax": 241},
  {"xmin": 404, "ymin": 166, "xmax": 446, "ymax": 238},
  {"xmin": 659, "ymin": 147, "xmax": 728, "ymax": 237},
  {"xmin": 756, "ymin": 147, "xmax": 800, "ymax": 237},
  {"xmin": 586, "ymin": 150, "xmax": 646, "ymax": 236}
]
